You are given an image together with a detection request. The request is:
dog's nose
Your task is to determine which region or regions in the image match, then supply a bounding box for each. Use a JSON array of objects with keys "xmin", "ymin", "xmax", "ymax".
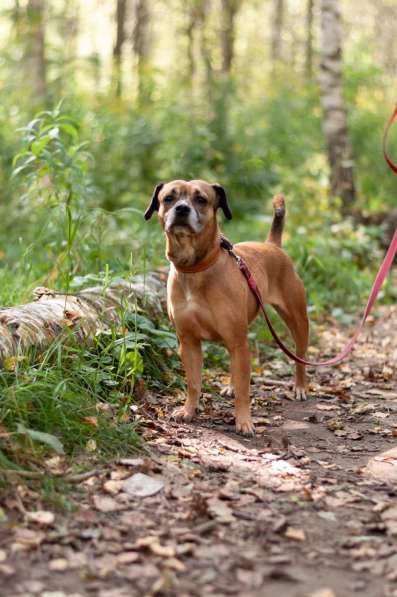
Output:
[{"xmin": 175, "ymin": 203, "xmax": 191, "ymax": 215}]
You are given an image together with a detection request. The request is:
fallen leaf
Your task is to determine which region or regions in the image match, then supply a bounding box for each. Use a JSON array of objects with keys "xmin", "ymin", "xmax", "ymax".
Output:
[
  {"xmin": 122, "ymin": 473, "xmax": 164, "ymax": 497},
  {"xmin": 82, "ymin": 416, "xmax": 98, "ymax": 427},
  {"xmin": 3, "ymin": 356, "xmax": 26, "ymax": 371},
  {"xmin": 135, "ymin": 536, "xmax": 175, "ymax": 557},
  {"xmin": 285, "ymin": 527, "xmax": 306, "ymax": 541},
  {"xmin": 48, "ymin": 558, "xmax": 69, "ymax": 571},
  {"xmin": 236, "ymin": 568, "xmax": 264, "ymax": 588},
  {"xmin": 117, "ymin": 552, "xmax": 139, "ymax": 565},
  {"xmin": 149, "ymin": 542, "xmax": 175, "ymax": 558},
  {"xmin": 317, "ymin": 511, "xmax": 337, "ymax": 522},
  {"xmin": 316, "ymin": 403, "xmax": 339, "ymax": 411},
  {"xmin": 103, "ymin": 480, "xmax": 123, "ymax": 495},
  {"xmin": 26, "ymin": 510, "xmax": 55, "ymax": 526},
  {"xmin": 13, "ymin": 528, "xmax": 45, "ymax": 548},
  {"xmin": 92, "ymin": 495, "xmax": 123, "ymax": 513},
  {"xmin": 308, "ymin": 590, "xmax": 336, "ymax": 597},
  {"xmin": 119, "ymin": 458, "xmax": 145, "ymax": 467},
  {"xmin": 0, "ymin": 563, "xmax": 15, "ymax": 576},
  {"xmin": 67, "ymin": 551, "xmax": 88, "ymax": 569},
  {"xmin": 86, "ymin": 439, "xmax": 97, "ymax": 452},
  {"xmin": 163, "ymin": 557, "xmax": 186, "ymax": 572},
  {"xmin": 207, "ymin": 497, "xmax": 235, "ymax": 523},
  {"xmin": 364, "ymin": 447, "xmax": 397, "ymax": 483}
]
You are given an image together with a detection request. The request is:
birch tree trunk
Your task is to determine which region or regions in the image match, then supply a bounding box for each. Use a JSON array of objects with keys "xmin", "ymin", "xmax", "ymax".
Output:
[
  {"xmin": 375, "ymin": 2, "xmax": 397, "ymax": 77},
  {"xmin": 132, "ymin": 0, "xmax": 150, "ymax": 102},
  {"xmin": 113, "ymin": 0, "xmax": 128, "ymax": 98},
  {"xmin": 0, "ymin": 275, "xmax": 165, "ymax": 367},
  {"xmin": 220, "ymin": 0, "xmax": 239, "ymax": 74},
  {"xmin": 305, "ymin": 0, "xmax": 314, "ymax": 79},
  {"xmin": 319, "ymin": 0, "xmax": 355, "ymax": 212},
  {"xmin": 197, "ymin": 0, "xmax": 213, "ymax": 90},
  {"xmin": 185, "ymin": 3, "xmax": 197, "ymax": 89},
  {"xmin": 25, "ymin": 0, "xmax": 47, "ymax": 103},
  {"xmin": 271, "ymin": 0, "xmax": 285, "ymax": 65}
]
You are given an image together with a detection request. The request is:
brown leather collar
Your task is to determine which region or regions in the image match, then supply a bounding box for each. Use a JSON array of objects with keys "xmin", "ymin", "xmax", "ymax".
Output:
[{"xmin": 173, "ymin": 245, "xmax": 221, "ymax": 274}]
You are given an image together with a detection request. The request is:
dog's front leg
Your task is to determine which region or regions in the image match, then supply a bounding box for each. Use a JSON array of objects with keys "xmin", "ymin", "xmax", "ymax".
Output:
[
  {"xmin": 228, "ymin": 339, "xmax": 254, "ymax": 436},
  {"xmin": 173, "ymin": 338, "xmax": 202, "ymax": 422}
]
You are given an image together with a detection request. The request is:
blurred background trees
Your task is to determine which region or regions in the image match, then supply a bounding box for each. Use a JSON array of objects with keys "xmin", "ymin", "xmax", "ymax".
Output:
[{"xmin": 0, "ymin": 0, "xmax": 395, "ymax": 308}]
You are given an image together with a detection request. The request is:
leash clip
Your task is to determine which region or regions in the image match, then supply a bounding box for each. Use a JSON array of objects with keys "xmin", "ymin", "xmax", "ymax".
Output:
[{"xmin": 235, "ymin": 255, "xmax": 244, "ymax": 269}]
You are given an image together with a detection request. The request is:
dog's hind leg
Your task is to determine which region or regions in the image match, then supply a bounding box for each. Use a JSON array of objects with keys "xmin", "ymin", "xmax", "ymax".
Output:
[
  {"xmin": 226, "ymin": 338, "xmax": 254, "ymax": 435},
  {"xmin": 173, "ymin": 338, "xmax": 202, "ymax": 422},
  {"xmin": 272, "ymin": 282, "xmax": 309, "ymax": 400}
]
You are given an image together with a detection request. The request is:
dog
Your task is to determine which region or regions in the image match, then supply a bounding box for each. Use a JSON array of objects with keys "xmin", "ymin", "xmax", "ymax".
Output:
[{"xmin": 144, "ymin": 180, "xmax": 309, "ymax": 435}]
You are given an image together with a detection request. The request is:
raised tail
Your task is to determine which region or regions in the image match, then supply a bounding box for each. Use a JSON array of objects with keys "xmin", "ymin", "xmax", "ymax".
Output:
[{"xmin": 267, "ymin": 194, "xmax": 285, "ymax": 247}]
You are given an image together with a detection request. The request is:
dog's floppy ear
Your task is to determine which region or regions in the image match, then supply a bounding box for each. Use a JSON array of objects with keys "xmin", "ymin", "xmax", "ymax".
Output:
[
  {"xmin": 212, "ymin": 184, "xmax": 232, "ymax": 220},
  {"xmin": 144, "ymin": 183, "xmax": 164, "ymax": 220}
]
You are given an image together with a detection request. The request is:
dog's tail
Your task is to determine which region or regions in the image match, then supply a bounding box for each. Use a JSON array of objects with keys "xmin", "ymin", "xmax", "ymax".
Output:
[{"xmin": 267, "ymin": 194, "xmax": 285, "ymax": 247}]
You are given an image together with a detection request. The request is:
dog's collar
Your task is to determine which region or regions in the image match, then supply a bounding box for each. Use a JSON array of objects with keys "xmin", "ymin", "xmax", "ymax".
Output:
[
  {"xmin": 173, "ymin": 244, "xmax": 222, "ymax": 274},
  {"xmin": 172, "ymin": 236, "xmax": 234, "ymax": 274}
]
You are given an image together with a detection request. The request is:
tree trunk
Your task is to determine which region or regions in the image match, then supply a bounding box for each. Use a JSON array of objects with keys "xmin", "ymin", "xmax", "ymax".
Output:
[
  {"xmin": 185, "ymin": 4, "xmax": 196, "ymax": 88},
  {"xmin": 25, "ymin": 0, "xmax": 47, "ymax": 103},
  {"xmin": 0, "ymin": 275, "xmax": 165, "ymax": 367},
  {"xmin": 305, "ymin": 0, "xmax": 314, "ymax": 79},
  {"xmin": 220, "ymin": 0, "xmax": 239, "ymax": 74},
  {"xmin": 271, "ymin": 0, "xmax": 284, "ymax": 65},
  {"xmin": 197, "ymin": 0, "xmax": 213, "ymax": 90},
  {"xmin": 132, "ymin": 0, "xmax": 150, "ymax": 102},
  {"xmin": 374, "ymin": 2, "xmax": 397, "ymax": 78},
  {"xmin": 113, "ymin": 0, "xmax": 128, "ymax": 97},
  {"xmin": 319, "ymin": 0, "xmax": 355, "ymax": 212}
]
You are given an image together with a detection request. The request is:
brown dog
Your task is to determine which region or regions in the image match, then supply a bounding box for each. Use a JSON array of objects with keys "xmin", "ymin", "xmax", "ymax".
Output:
[{"xmin": 144, "ymin": 180, "xmax": 309, "ymax": 435}]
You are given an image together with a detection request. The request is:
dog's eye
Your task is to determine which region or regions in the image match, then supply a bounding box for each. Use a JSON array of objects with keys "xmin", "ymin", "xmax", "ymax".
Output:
[
  {"xmin": 164, "ymin": 195, "xmax": 174, "ymax": 204},
  {"xmin": 196, "ymin": 195, "xmax": 208, "ymax": 205}
]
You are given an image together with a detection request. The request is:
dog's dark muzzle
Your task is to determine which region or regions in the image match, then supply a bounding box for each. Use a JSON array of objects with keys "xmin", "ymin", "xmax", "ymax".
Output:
[
  {"xmin": 175, "ymin": 203, "xmax": 191, "ymax": 216},
  {"xmin": 168, "ymin": 202, "xmax": 193, "ymax": 227}
]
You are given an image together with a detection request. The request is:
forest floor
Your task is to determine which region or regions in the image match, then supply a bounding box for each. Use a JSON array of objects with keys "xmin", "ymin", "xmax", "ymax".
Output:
[{"xmin": 1, "ymin": 306, "xmax": 397, "ymax": 597}]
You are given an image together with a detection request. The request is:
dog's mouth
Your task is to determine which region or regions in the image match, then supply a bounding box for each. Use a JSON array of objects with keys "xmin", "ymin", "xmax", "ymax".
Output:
[{"xmin": 165, "ymin": 212, "xmax": 202, "ymax": 234}]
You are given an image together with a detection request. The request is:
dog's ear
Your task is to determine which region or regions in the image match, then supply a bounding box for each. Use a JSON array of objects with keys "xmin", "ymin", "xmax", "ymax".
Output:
[
  {"xmin": 144, "ymin": 183, "xmax": 164, "ymax": 220},
  {"xmin": 212, "ymin": 184, "xmax": 232, "ymax": 220}
]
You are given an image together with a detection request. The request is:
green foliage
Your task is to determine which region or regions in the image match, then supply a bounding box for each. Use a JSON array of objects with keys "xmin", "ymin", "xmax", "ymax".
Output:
[
  {"xmin": 0, "ymin": 307, "xmax": 181, "ymax": 469},
  {"xmin": 12, "ymin": 104, "xmax": 94, "ymax": 289}
]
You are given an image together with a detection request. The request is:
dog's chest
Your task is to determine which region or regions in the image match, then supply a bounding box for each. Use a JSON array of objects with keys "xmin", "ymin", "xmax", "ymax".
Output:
[{"xmin": 168, "ymin": 279, "xmax": 220, "ymax": 341}]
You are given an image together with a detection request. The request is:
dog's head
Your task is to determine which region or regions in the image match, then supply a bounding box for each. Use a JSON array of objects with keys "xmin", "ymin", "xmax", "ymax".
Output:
[{"xmin": 144, "ymin": 180, "xmax": 232, "ymax": 234}]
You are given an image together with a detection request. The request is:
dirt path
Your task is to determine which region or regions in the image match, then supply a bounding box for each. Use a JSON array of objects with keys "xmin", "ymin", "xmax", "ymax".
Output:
[{"xmin": 1, "ymin": 307, "xmax": 397, "ymax": 597}]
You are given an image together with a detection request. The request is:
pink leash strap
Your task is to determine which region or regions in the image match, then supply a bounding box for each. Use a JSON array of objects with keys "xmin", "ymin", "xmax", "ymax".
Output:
[
  {"xmin": 383, "ymin": 104, "xmax": 397, "ymax": 174},
  {"xmin": 223, "ymin": 105, "xmax": 397, "ymax": 367}
]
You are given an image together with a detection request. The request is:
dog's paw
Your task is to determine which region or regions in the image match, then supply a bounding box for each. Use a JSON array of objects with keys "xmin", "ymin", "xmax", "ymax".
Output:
[
  {"xmin": 235, "ymin": 416, "xmax": 255, "ymax": 436},
  {"xmin": 172, "ymin": 405, "xmax": 196, "ymax": 423},
  {"xmin": 294, "ymin": 386, "xmax": 308, "ymax": 401}
]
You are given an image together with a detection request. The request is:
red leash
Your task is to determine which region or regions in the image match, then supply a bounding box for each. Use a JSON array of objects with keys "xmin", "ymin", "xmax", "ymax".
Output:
[{"xmin": 223, "ymin": 106, "xmax": 397, "ymax": 367}]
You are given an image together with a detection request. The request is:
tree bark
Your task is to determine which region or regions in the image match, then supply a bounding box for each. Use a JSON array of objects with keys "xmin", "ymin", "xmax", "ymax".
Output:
[
  {"xmin": 113, "ymin": 0, "xmax": 128, "ymax": 97},
  {"xmin": 220, "ymin": 0, "xmax": 239, "ymax": 74},
  {"xmin": 25, "ymin": 0, "xmax": 47, "ymax": 103},
  {"xmin": 271, "ymin": 0, "xmax": 285, "ymax": 65},
  {"xmin": 319, "ymin": 0, "xmax": 355, "ymax": 212},
  {"xmin": 197, "ymin": 0, "xmax": 213, "ymax": 89},
  {"xmin": 0, "ymin": 275, "xmax": 165, "ymax": 367},
  {"xmin": 374, "ymin": 2, "xmax": 397, "ymax": 77},
  {"xmin": 185, "ymin": 4, "xmax": 196, "ymax": 86},
  {"xmin": 132, "ymin": 0, "xmax": 150, "ymax": 102},
  {"xmin": 305, "ymin": 0, "xmax": 314, "ymax": 79}
]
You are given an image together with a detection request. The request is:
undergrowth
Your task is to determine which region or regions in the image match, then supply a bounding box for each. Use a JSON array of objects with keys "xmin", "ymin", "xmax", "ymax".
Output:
[{"xmin": 0, "ymin": 308, "xmax": 181, "ymax": 477}]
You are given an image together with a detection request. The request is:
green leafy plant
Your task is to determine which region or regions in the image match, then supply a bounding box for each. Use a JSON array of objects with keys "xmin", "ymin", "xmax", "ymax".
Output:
[{"xmin": 12, "ymin": 102, "xmax": 94, "ymax": 290}]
